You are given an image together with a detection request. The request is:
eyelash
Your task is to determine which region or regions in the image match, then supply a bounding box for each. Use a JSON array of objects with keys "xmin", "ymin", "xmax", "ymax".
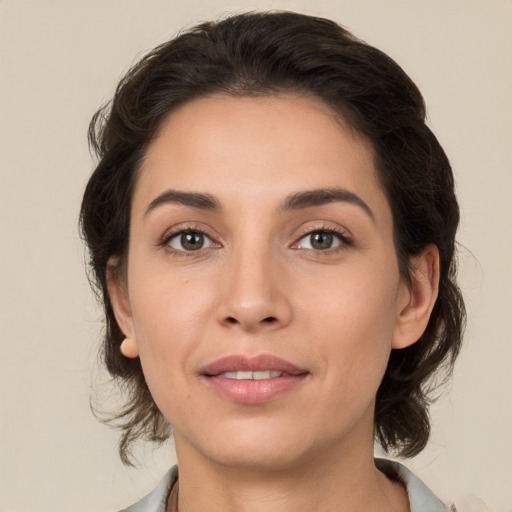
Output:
[
  {"xmin": 158, "ymin": 224, "xmax": 352, "ymax": 257},
  {"xmin": 293, "ymin": 225, "xmax": 352, "ymax": 253},
  {"xmin": 158, "ymin": 224, "xmax": 219, "ymax": 257}
]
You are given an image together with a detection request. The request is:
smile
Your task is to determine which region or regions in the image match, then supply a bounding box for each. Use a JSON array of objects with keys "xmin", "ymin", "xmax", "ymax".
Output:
[
  {"xmin": 200, "ymin": 354, "xmax": 309, "ymax": 405},
  {"xmin": 216, "ymin": 370, "xmax": 284, "ymax": 380}
]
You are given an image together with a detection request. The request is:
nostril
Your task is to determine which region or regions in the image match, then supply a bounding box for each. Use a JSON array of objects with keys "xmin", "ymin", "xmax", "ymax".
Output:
[{"xmin": 225, "ymin": 316, "xmax": 277, "ymax": 325}]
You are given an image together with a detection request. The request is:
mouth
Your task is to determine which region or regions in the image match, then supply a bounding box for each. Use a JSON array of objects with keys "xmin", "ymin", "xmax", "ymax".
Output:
[
  {"xmin": 215, "ymin": 370, "xmax": 285, "ymax": 380},
  {"xmin": 200, "ymin": 354, "xmax": 309, "ymax": 404}
]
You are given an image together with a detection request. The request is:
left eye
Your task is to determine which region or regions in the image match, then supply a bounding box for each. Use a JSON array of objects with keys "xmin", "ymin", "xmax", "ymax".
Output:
[
  {"xmin": 168, "ymin": 231, "xmax": 215, "ymax": 251},
  {"xmin": 297, "ymin": 231, "xmax": 343, "ymax": 251}
]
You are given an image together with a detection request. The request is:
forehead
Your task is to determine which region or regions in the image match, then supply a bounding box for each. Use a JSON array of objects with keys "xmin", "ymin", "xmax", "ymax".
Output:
[{"xmin": 135, "ymin": 94, "xmax": 388, "ymax": 218}]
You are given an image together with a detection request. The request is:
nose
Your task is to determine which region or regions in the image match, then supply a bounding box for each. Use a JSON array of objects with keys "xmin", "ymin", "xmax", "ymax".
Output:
[{"xmin": 216, "ymin": 245, "xmax": 293, "ymax": 333}]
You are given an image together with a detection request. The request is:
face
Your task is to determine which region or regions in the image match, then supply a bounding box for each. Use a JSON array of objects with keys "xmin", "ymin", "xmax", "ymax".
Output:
[{"xmin": 110, "ymin": 94, "xmax": 426, "ymax": 471}]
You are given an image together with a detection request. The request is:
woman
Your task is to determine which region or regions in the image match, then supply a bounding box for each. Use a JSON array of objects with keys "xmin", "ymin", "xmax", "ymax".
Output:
[{"xmin": 80, "ymin": 11, "xmax": 464, "ymax": 512}]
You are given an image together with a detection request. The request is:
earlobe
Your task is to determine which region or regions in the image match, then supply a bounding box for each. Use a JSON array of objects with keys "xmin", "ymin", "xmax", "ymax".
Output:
[
  {"xmin": 107, "ymin": 256, "xmax": 138, "ymax": 357},
  {"xmin": 120, "ymin": 337, "xmax": 139, "ymax": 358},
  {"xmin": 392, "ymin": 244, "xmax": 440, "ymax": 349}
]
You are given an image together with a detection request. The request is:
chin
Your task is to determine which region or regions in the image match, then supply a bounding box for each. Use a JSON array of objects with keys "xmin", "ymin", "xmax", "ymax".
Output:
[
  {"xmin": 183, "ymin": 416, "xmax": 346, "ymax": 473},
  {"xmin": 173, "ymin": 416, "xmax": 312, "ymax": 472}
]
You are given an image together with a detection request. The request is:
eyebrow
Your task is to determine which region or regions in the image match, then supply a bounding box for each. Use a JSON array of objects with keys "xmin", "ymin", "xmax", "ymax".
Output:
[
  {"xmin": 144, "ymin": 187, "xmax": 374, "ymax": 222},
  {"xmin": 145, "ymin": 190, "xmax": 221, "ymax": 215},
  {"xmin": 281, "ymin": 187, "xmax": 375, "ymax": 222}
]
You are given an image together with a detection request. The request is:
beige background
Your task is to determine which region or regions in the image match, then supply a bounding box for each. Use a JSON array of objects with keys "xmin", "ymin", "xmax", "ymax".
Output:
[{"xmin": 1, "ymin": 0, "xmax": 511, "ymax": 510}]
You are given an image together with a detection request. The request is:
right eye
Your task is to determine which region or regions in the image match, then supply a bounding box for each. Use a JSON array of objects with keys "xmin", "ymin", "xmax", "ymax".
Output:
[{"xmin": 167, "ymin": 231, "xmax": 215, "ymax": 252}]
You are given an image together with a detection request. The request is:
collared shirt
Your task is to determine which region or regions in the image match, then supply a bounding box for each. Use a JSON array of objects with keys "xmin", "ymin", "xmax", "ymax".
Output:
[{"xmin": 119, "ymin": 459, "xmax": 450, "ymax": 512}]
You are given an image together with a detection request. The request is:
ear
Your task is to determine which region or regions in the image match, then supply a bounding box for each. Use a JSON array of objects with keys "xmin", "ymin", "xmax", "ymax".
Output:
[
  {"xmin": 392, "ymin": 244, "xmax": 440, "ymax": 349},
  {"xmin": 107, "ymin": 256, "xmax": 139, "ymax": 358}
]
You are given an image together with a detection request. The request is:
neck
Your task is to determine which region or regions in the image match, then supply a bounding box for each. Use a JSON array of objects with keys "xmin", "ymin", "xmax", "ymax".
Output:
[{"xmin": 172, "ymin": 435, "xmax": 409, "ymax": 512}]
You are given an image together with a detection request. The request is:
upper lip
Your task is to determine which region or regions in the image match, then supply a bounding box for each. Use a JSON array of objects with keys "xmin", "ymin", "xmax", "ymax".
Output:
[{"xmin": 201, "ymin": 354, "xmax": 308, "ymax": 376}]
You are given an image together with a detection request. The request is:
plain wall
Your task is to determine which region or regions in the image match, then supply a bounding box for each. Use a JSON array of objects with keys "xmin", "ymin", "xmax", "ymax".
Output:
[{"xmin": 1, "ymin": 0, "xmax": 511, "ymax": 510}]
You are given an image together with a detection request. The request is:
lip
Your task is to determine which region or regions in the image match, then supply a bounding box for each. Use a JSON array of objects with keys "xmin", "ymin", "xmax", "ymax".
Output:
[{"xmin": 200, "ymin": 354, "xmax": 309, "ymax": 405}]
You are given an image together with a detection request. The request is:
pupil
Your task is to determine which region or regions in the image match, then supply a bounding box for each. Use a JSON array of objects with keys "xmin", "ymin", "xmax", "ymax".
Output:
[
  {"xmin": 311, "ymin": 232, "xmax": 332, "ymax": 250},
  {"xmin": 181, "ymin": 232, "xmax": 204, "ymax": 250}
]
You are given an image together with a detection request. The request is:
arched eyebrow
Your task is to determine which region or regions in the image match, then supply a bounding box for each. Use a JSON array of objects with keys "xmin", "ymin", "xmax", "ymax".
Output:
[
  {"xmin": 145, "ymin": 187, "xmax": 374, "ymax": 222},
  {"xmin": 281, "ymin": 188, "xmax": 375, "ymax": 222},
  {"xmin": 145, "ymin": 190, "xmax": 221, "ymax": 215}
]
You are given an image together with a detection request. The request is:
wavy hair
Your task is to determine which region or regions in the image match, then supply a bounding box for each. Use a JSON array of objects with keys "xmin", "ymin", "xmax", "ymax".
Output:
[{"xmin": 80, "ymin": 11, "xmax": 465, "ymax": 464}]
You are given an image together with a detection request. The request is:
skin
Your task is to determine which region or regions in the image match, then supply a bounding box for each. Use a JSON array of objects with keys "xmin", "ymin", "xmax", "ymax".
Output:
[{"xmin": 109, "ymin": 94, "xmax": 439, "ymax": 512}]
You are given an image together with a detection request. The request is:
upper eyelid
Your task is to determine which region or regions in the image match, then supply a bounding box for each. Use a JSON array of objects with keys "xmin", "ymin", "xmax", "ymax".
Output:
[
  {"xmin": 299, "ymin": 225, "xmax": 348, "ymax": 236},
  {"xmin": 160, "ymin": 223, "xmax": 219, "ymax": 244},
  {"xmin": 294, "ymin": 222, "xmax": 351, "ymax": 240}
]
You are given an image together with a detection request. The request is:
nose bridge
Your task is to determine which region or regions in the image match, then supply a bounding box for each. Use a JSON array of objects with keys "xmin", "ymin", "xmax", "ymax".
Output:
[{"xmin": 217, "ymin": 231, "xmax": 291, "ymax": 331}]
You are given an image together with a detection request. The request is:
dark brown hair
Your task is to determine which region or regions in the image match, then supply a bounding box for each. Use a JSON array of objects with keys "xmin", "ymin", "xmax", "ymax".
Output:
[{"xmin": 80, "ymin": 11, "xmax": 465, "ymax": 464}]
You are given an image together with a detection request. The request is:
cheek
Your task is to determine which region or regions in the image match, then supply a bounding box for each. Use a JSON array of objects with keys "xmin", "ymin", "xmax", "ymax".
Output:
[
  {"xmin": 128, "ymin": 264, "xmax": 218, "ymax": 375},
  {"xmin": 301, "ymin": 262, "xmax": 400, "ymax": 385},
  {"xmin": 127, "ymin": 274, "xmax": 217, "ymax": 423},
  {"xmin": 301, "ymin": 256, "xmax": 399, "ymax": 334}
]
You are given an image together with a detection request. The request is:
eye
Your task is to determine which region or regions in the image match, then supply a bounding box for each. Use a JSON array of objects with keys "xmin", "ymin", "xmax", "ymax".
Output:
[
  {"xmin": 297, "ymin": 230, "xmax": 345, "ymax": 251},
  {"xmin": 168, "ymin": 231, "xmax": 215, "ymax": 252}
]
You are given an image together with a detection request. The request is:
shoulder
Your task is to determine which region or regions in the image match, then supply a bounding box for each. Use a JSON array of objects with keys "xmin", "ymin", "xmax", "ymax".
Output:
[
  {"xmin": 118, "ymin": 466, "xmax": 178, "ymax": 512},
  {"xmin": 376, "ymin": 459, "xmax": 493, "ymax": 512},
  {"xmin": 375, "ymin": 458, "xmax": 451, "ymax": 512}
]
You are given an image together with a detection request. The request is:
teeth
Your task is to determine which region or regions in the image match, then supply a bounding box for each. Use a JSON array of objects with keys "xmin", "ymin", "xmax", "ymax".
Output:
[
  {"xmin": 253, "ymin": 371, "xmax": 272, "ymax": 379},
  {"xmin": 217, "ymin": 370, "xmax": 283, "ymax": 380}
]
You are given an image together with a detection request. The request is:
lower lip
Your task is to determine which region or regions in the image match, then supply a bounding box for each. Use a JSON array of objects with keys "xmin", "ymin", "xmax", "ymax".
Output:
[{"xmin": 202, "ymin": 374, "xmax": 308, "ymax": 404}]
